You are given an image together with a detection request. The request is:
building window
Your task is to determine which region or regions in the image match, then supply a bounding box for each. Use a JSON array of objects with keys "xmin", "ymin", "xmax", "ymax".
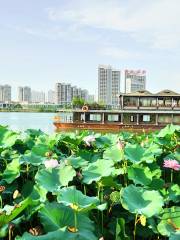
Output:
[
  {"xmin": 107, "ymin": 114, "xmax": 119, "ymax": 122},
  {"xmin": 90, "ymin": 114, "xmax": 101, "ymax": 121},
  {"xmin": 143, "ymin": 115, "xmax": 150, "ymax": 122},
  {"xmin": 130, "ymin": 115, "xmax": 134, "ymax": 122}
]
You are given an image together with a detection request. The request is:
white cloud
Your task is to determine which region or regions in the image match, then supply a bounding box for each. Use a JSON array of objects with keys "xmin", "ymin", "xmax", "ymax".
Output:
[{"xmin": 46, "ymin": 0, "xmax": 180, "ymax": 49}]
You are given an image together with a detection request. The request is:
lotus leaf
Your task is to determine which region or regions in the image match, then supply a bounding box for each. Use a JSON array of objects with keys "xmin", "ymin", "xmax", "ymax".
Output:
[
  {"xmin": 82, "ymin": 159, "xmax": 115, "ymax": 184},
  {"xmin": 120, "ymin": 184, "xmax": 164, "ymax": 217},
  {"xmin": 103, "ymin": 146, "xmax": 124, "ymax": 163},
  {"xmin": 35, "ymin": 165, "xmax": 76, "ymax": 192},
  {"xmin": 157, "ymin": 207, "xmax": 180, "ymax": 236},
  {"xmin": 127, "ymin": 165, "xmax": 152, "ymax": 186},
  {"xmin": 3, "ymin": 158, "xmax": 20, "ymax": 184},
  {"xmin": 57, "ymin": 186, "xmax": 99, "ymax": 212}
]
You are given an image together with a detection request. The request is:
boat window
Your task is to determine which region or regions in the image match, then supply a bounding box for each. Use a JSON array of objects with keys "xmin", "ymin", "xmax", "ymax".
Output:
[
  {"xmin": 107, "ymin": 114, "xmax": 119, "ymax": 122},
  {"xmin": 143, "ymin": 115, "xmax": 150, "ymax": 122},
  {"xmin": 90, "ymin": 114, "xmax": 101, "ymax": 121},
  {"xmin": 130, "ymin": 115, "xmax": 134, "ymax": 122}
]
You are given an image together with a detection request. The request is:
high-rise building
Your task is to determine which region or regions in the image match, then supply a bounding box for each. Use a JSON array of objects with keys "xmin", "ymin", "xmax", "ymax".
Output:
[
  {"xmin": 71, "ymin": 86, "xmax": 78, "ymax": 99},
  {"xmin": 98, "ymin": 65, "xmax": 120, "ymax": 106},
  {"xmin": 0, "ymin": 85, "xmax": 11, "ymax": 103},
  {"xmin": 55, "ymin": 83, "xmax": 89, "ymax": 104},
  {"xmin": 81, "ymin": 89, "xmax": 88, "ymax": 101},
  {"xmin": 125, "ymin": 70, "xmax": 146, "ymax": 93},
  {"xmin": 18, "ymin": 86, "xmax": 31, "ymax": 103},
  {"xmin": 31, "ymin": 90, "xmax": 45, "ymax": 103},
  {"xmin": 47, "ymin": 90, "xmax": 55, "ymax": 104},
  {"xmin": 55, "ymin": 83, "xmax": 72, "ymax": 105}
]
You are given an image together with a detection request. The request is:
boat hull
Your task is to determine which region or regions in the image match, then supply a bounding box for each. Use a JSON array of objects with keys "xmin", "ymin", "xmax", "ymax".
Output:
[{"xmin": 53, "ymin": 122, "xmax": 165, "ymax": 132}]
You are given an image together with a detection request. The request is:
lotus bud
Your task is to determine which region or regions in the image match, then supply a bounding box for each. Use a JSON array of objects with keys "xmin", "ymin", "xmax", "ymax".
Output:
[
  {"xmin": 44, "ymin": 159, "xmax": 60, "ymax": 169},
  {"xmin": 117, "ymin": 139, "xmax": 125, "ymax": 150}
]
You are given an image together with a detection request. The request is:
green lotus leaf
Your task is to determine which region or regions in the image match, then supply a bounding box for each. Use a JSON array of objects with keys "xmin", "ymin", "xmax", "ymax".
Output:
[
  {"xmin": 157, "ymin": 124, "xmax": 180, "ymax": 138},
  {"xmin": 127, "ymin": 165, "xmax": 152, "ymax": 186},
  {"xmin": 82, "ymin": 159, "xmax": 115, "ymax": 184},
  {"xmin": 167, "ymin": 184, "xmax": 180, "ymax": 203},
  {"xmin": 120, "ymin": 185, "xmax": 164, "ymax": 217},
  {"xmin": 3, "ymin": 158, "xmax": 20, "ymax": 184},
  {"xmin": 148, "ymin": 178, "xmax": 164, "ymax": 190},
  {"xmin": 25, "ymin": 129, "xmax": 44, "ymax": 138},
  {"xmin": 64, "ymin": 156, "xmax": 88, "ymax": 168},
  {"xmin": 157, "ymin": 207, "xmax": 180, "ymax": 236},
  {"xmin": 103, "ymin": 146, "xmax": 124, "ymax": 163},
  {"xmin": 57, "ymin": 186, "xmax": 99, "ymax": 212},
  {"xmin": 31, "ymin": 144, "xmax": 49, "ymax": 157},
  {"xmin": 144, "ymin": 143, "xmax": 162, "ymax": 156},
  {"xmin": 20, "ymin": 153, "xmax": 46, "ymax": 166},
  {"xmin": 16, "ymin": 227, "xmax": 97, "ymax": 240},
  {"xmin": 17, "ymin": 202, "xmax": 97, "ymax": 240},
  {"xmin": 169, "ymin": 233, "xmax": 180, "ymax": 240},
  {"xmin": 30, "ymin": 184, "xmax": 47, "ymax": 202},
  {"xmin": 0, "ymin": 197, "xmax": 31, "ymax": 227},
  {"xmin": 125, "ymin": 144, "xmax": 154, "ymax": 163},
  {"xmin": 0, "ymin": 126, "xmax": 19, "ymax": 148},
  {"xmin": 35, "ymin": 165, "xmax": 76, "ymax": 192},
  {"xmin": 124, "ymin": 144, "xmax": 144, "ymax": 163},
  {"xmin": 95, "ymin": 135, "xmax": 112, "ymax": 148},
  {"xmin": 100, "ymin": 176, "xmax": 121, "ymax": 189},
  {"xmin": 39, "ymin": 202, "xmax": 95, "ymax": 232}
]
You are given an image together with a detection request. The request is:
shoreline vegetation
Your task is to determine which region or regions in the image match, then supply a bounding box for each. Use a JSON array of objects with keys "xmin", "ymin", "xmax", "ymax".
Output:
[
  {"xmin": 0, "ymin": 124, "xmax": 179, "ymax": 239},
  {"xmin": 0, "ymin": 97, "xmax": 107, "ymax": 113}
]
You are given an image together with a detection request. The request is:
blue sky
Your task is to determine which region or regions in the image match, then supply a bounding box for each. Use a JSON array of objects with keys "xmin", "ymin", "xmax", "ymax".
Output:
[{"xmin": 0, "ymin": 0, "xmax": 180, "ymax": 99}]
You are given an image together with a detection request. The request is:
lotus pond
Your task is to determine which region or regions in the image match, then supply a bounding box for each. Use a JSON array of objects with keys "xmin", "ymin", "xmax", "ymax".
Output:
[{"xmin": 0, "ymin": 124, "xmax": 180, "ymax": 240}]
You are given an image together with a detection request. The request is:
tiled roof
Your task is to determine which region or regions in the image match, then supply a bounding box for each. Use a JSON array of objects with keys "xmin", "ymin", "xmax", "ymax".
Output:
[{"xmin": 120, "ymin": 89, "xmax": 180, "ymax": 97}]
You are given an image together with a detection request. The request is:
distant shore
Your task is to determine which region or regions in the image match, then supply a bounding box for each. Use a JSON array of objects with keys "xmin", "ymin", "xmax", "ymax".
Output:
[{"xmin": 0, "ymin": 109, "xmax": 57, "ymax": 113}]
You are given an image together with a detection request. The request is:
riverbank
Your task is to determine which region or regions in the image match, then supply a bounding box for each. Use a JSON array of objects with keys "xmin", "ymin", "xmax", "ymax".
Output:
[{"xmin": 0, "ymin": 109, "xmax": 57, "ymax": 113}]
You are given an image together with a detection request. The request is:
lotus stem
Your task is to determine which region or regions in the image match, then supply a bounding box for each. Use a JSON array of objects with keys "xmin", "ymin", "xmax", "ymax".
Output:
[
  {"xmin": 101, "ymin": 186, "xmax": 104, "ymax": 234},
  {"xmin": 133, "ymin": 213, "xmax": 138, "ymax": 240},
  {"xmin": 74, "ymin": 210, "xmax": 77, "ymax": 230},
  {"xmin": 0, "ymin": 195, "xmax": 2, "ymax": 208},
  {"xmin": 84, "ymin": 185, "xmax": 86, "ymax": 195},
  {"xmin": 170, "ymin": 169, "xmax": 173, "ymax": 183},
  {"xmin": 26, "ymin": 163, "xmax": 29, "ymax": 179}
]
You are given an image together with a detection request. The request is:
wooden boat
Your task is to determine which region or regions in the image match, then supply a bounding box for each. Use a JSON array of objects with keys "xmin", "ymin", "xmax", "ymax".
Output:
[
  {"xmin": 53, "ymin": 90, "xmax": 180, "ymax": 132},
  {"xmin": 53, "ymin": 108, "xmax": 180, "ymax": 132}
]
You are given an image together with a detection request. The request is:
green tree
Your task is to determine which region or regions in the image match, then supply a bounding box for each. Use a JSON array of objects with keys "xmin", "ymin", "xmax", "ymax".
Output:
[{"xmin": 72, "ymin": 97, "xmax": 85, "ymax": 108}]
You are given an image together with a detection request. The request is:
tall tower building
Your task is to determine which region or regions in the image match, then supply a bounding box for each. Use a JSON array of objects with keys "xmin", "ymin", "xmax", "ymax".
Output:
[
  {"xmin": 98, "ymin": 65, "xmax": 120, "ymax": 106},
  {"xmin": 0, "ymin": 85, "xmax": 11, "ymax": 103},
  {"xmin": 18, "ymin": 86, "xmax": 31, "ymax": 103},
  {"xmin": 31, "ymin": 90, "xmax": 45, "ymax": 103},
  {"xmin": 47, "ymin": 90, "xmax": 55, "ymax": 104},
  {"xmin": 125, "ymin": 70, "xmax": 146, "ymax": 93},
  {"xmin": 55, "ymin": 83, "xmax": 72, "ymax": 105}
]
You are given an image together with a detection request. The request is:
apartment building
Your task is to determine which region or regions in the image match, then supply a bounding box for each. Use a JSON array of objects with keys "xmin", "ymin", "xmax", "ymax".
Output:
[
  {"xmin": 125, "ymin": 70, "xmax": 146, "ymax": 93},
  {"xmin": 0, "ymin": 84, "xmax": 11, "ymax": 103},
  {"xmin": 98, "ymin": 65, "xmax": 120, "ymax": 106},
  {"xmin": 18, "ymin": 86, "xmax": 31, "ymax": 103}
]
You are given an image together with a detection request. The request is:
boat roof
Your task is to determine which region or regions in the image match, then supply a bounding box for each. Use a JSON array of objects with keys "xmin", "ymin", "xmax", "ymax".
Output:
[{"xmin": 120, "ymin": 89, "xmax": 180, "ymax": 97}]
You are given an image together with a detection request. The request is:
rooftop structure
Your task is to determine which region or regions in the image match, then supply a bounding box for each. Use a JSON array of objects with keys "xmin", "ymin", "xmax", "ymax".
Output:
[{"xmin": 125, "ymin": 70, "xmax": 146, "ymax": 93}]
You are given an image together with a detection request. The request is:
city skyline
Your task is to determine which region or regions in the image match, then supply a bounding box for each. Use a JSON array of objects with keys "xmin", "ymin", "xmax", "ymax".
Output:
[{"xmin": 0, "ymin": 0, "xmax": 180, "ymax": 98}]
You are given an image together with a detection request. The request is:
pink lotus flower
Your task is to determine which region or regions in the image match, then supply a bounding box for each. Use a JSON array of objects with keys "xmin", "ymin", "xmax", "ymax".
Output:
[
  {"xmin": 44, "ymin": 159, "xmax": 59, "ymax": 169},
  {"xmin": 163, "ymin": 159, "xmax": 180, "ymax": 171},
  {"xmin": 117, "ymin": 139, "xmax": 125, "ymax": 150},
  {"xmin": 83, "ymin": 135, "xmax": 96, "ymax": 146},
  {"xmin": 76, "ymin": 171, "xmax": 83, "ymax": 180}
]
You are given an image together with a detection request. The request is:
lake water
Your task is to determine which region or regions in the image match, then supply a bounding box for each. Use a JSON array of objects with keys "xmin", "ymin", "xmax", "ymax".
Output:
[{"xmin": 0, "ymin": 112, "xmax": 57, "ymax": 133}]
